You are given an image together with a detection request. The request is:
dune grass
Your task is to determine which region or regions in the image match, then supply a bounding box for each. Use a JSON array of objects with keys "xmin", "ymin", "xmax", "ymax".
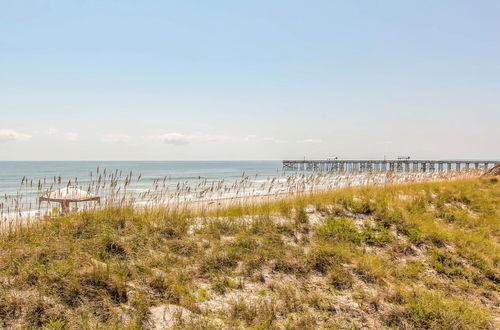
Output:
[{"xmin": 0, "ymin": 176, "xmax": 498, "ymax": 328}]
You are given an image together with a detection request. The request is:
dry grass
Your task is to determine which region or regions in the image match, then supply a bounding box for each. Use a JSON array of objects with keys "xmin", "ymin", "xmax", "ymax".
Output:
[
  {"xmin": 0, "ymin": 176, "xmax": 498, "ymax": 328},
  {"xmin": 1, "ymin": 167, "xmax": 484, "ymax": 232}
]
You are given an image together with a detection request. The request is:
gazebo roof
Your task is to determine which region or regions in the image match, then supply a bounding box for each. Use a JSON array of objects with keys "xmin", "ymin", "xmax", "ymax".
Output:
[{"xmin": 39, "ymin": 187, "xmax": 100, "ymax": 203}]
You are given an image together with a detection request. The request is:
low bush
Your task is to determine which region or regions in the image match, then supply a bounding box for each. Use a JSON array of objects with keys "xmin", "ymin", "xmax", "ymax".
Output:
[{"xmin": 389, "ymin": 289, "xmax": 491, "ymax": 329}]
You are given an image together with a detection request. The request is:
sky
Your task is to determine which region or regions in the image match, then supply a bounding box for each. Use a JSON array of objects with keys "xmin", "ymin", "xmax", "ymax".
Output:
[{"xmin": 1, "ymin": 0, "xmax": 499, "ymax": 160}]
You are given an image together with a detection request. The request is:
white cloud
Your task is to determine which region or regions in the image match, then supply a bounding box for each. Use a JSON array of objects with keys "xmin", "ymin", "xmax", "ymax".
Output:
[
  {"xmin": 64, "ymin": 132, "xmax": 78, "ymax": 141},
  {"xmin": 376, "ymin": 141, "xmax": 393, "ymax": 145},
  {"xmin": 262, "ymin": 137, "xmax": 287, "ymax": 143},
  {"xmin": 244, "ymin": 134, "xmax": 258, "ymax": 141},
  {"xmin": 46, "ymin": 128, "xmax": 58, "ymax": 136},
  {"xmin": 45, "ymin": 128, "xmax": 79, "ymax": 141},
  {"xmin": 102, "ymin": 134, "xmax": 130, "ymax": 143},
  {"xmin": 156, "ymin": 133, "xmax": 191, "ymax": 145},
  {"xmin": 0, "ymin": 129, "xmax": 32, "ymax": 142},
  {"xmin": 300, "ymin": 138, "xmax": 323, "ymax": 144},
  {"xmin": 194, "ymin": 133, "xmax": 232, "ymax": 143},
  {"xmin": 148, "ymin": 133, "xmax": 232, "ymax": 145}
]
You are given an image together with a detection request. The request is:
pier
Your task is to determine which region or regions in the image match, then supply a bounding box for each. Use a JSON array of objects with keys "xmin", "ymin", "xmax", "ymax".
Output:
[{"xmin": 283, "ymin": 159, "xmax": 500, "ymax": 172}]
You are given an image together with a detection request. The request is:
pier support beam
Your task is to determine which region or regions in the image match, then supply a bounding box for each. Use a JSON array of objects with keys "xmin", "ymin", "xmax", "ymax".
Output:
[{"xmin": 283, "ymin": 159, "xmax": 499, "ymax": 173}]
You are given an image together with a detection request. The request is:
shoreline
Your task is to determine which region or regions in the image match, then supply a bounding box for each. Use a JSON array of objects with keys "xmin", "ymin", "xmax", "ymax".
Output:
[
  {"xmin": 150, "ymin": 170, "xmax": 485, "ymax": 213},
  {"xmin": 0, "ymin": 169, "xmax": 485, "ymax": 232}
]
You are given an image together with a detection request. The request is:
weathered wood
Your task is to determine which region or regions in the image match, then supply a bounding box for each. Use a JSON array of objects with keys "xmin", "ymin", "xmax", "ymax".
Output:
[{"xmin": 282, "ymin": 159, "xmax": 500, "ymax": 172}]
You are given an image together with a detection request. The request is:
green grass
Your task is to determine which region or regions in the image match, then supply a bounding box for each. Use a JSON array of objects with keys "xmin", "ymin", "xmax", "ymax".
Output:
[
  {"xmin": 388, "ymin": 289, "xmax": 491, "ymax": 329},
  {"xmin": 0, "ymin": 177, "xmax": 498, "ymax": 328}
]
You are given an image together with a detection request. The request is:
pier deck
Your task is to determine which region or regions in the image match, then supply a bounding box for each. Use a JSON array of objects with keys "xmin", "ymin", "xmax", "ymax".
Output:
[{"xmin": 283, "ymin": 159, "xmax": 500, "ymax": 172}]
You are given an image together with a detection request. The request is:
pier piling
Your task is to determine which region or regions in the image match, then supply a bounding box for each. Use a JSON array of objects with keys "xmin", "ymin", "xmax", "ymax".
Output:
[{"xmin": 283, "ymin": 159, "xmax": 499, "ymax": 172}]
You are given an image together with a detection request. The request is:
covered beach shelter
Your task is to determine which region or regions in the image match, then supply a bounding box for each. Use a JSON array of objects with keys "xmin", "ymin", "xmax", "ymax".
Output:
[{"xmin": 39, "ymin": 187, "xmax": 100, "ymax": 214}]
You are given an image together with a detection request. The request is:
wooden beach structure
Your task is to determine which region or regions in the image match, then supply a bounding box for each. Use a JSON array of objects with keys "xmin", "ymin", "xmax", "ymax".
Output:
[
  {"xmin": 39, "ymin": 187, "xmax": 100, "ymax": 214},
  {"xmin": 283, "ymin": 159, "xmax": 500, "ymax": 172}
]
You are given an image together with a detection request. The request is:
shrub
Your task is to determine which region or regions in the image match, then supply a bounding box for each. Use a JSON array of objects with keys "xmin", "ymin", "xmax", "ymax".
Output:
[
  {"xmin": 360, "ymin": 226, "xmax": 394, "ymax": 246},
  {"xmin": 24, "ymin": 297, "xmax": 68, "ymax": 328},
  {"xmin": 354, "ymin": 254, "xmax": 387, "ymax": 284},
  {"xmin": 404, "ymin": 227, "xmax": 425, "ymax": 246},
  {"xmin": 327, "ymin": 264, "xmax": 353, "ymax": 290},
  {"xmin": 345, "ymin": 198, "xmax": 375, "ymax": 215},
  {"xmin": 0, "ymin": 293, "xmax": 21, "ymax": 325},
  {"xmin": 374, "ymin": 207, "xmax": 405, "ymax": 227},
  {"xmin": 200, "ymin": 250, "xmax": 239, "ymax": 275},
  {"xmin": 430, "ymin": 248, "xmax": 468, "ymax": 279},
  {"xmin": 155, "ymin": 215, "xmax": 190, "ymax": 239},
  {"xmin": 316, "ymin": 217, "xmax": 360, "ymax": 243},
  {"xmin": 396, "ymin": 261, "xmax": 425, "ymax": 280},
  {"xmin": 294, "ymin": 208, "xmax": 310, "ymax": 233},
  {"xmin": 274, "ymin": 248, "xmax": 308, "ymax": 274},
  {"xmin": 228, "ymin": 298, "xmax": 258, "ymax": 324},
  {"xmin": 308, "ymin": 243, "xmax": 350, "ymax": 274},
  {"xmin": 197, "ymin": 289, "xmax": 210, "ymax": 301},
  {"xmin": 167, "ymin": 238, "xmax": 199, "ymax": 256},
  {"xmin": 230, "ymin": 234, "xmax": 259, "ymax": 255},
  {"xmin": 389, "ymin": 289, "xmax": 491, "ymax": 329},
  {"xmin": 295, "ymin": 208, "xmax": 309, "ymax": 226},
  {"xmin": 148, "ymin": 274, "xmax": 170, "ymax": 298},
  {"xmin": 98, "ymin": 234, "xmax": 127, "ymax": 260},
  {"xmin": 457, "ymin": 248, "xmax": 499, "ymax": 283},
  {"xmin": 211, "ymin": 276, "xmax": 236, "ymax": 294},
  {"xmin": 202, "ymin": 218, "xmax": 241, "ymax": 238}
]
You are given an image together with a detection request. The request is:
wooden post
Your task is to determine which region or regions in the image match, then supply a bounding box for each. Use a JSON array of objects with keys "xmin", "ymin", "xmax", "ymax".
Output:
[{"xmin": 61, "ymin": 200, "xmax": 70, "ymax": 214}]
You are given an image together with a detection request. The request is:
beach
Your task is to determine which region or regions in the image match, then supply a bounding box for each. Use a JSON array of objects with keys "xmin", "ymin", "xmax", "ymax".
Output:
[{"xmin": 1, "ymin": 166, "xmax": 484, "ymax": 232}]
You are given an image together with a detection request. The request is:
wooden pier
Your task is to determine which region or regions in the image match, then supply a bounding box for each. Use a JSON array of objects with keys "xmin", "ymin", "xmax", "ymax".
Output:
[{"xmin": 283, "ymin": 159, "xmax": 500, "ymax": 172}]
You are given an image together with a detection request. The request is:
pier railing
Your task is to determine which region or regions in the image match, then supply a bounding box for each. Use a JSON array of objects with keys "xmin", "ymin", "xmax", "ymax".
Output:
[{"xmin": 283, "ymin": 159, "xmax": 500, "ymax": 172}]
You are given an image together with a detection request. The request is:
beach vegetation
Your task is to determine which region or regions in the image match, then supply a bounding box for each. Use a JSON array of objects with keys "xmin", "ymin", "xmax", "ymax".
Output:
[{"xmin": 0, "ymin": 176, "xmax": 498, "ymax": 328}]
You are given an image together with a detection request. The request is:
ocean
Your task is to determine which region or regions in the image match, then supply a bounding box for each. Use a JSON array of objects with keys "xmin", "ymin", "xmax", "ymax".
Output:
[
  {"xmin": 0, "ymin": 160, "xmax": 296, "ymax": 220},
  {"xmin": 0, "ymin": 161, "xmax": 479, "ymax": 222},
  {"xmin": 0, "ymin": 161, "xmax": 284, "ymax": 197}
]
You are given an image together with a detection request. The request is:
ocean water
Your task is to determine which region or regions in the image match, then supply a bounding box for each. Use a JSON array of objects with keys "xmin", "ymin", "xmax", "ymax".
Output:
[
  {"xmin": 0, "ymin": 161, "xmax": 284, "ymax": 197},
  {"xmin": 0, "ymin": 161, "xmax": 290, "ymax": 220}
]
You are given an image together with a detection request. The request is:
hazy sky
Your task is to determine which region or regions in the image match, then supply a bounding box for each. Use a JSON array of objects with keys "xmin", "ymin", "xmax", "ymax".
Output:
[{"xmin": 1, "ymin": 0, "xmax": 499, "ymax": 160}]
